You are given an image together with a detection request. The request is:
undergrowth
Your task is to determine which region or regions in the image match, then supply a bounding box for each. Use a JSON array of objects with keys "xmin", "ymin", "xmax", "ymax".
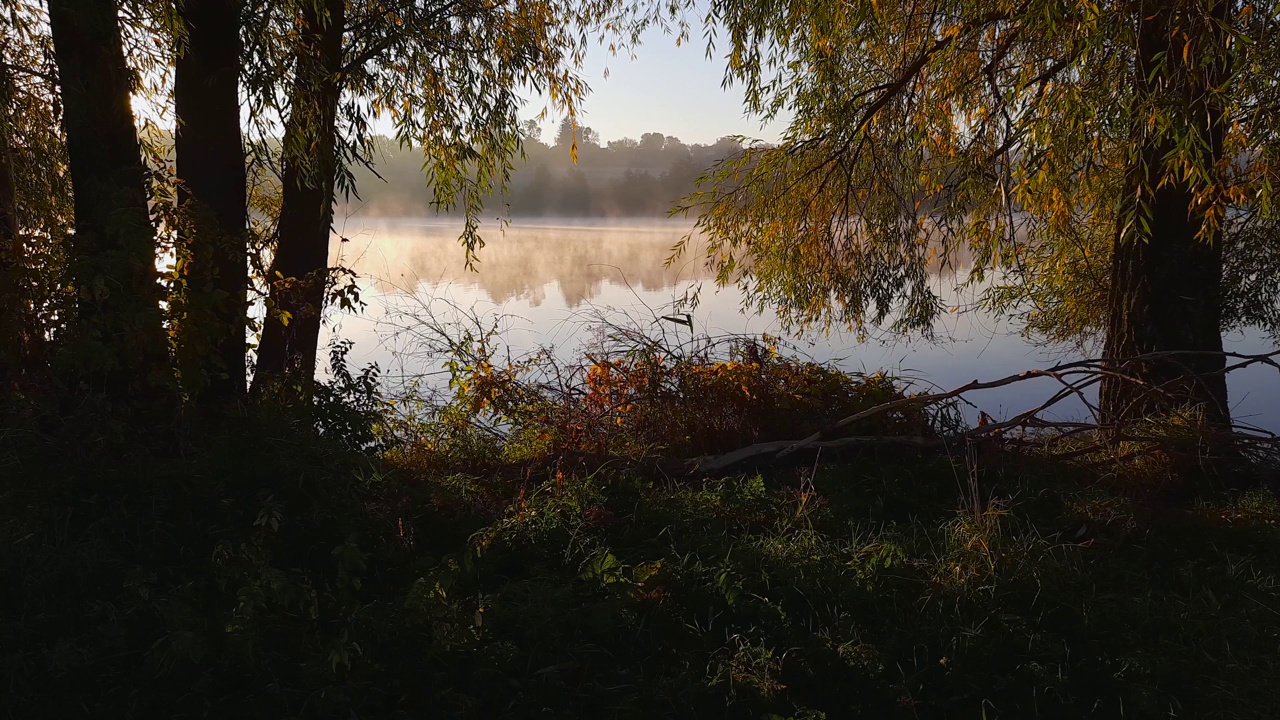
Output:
[{"xmin": 2, "ymin": 329, "xmax": 1278, "ymax": 719}]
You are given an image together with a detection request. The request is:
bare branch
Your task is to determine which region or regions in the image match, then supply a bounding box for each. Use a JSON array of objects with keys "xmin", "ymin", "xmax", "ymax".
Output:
[{"xmin": 684, "ymin": 349, "xmax": 1280, "ymax": 474}]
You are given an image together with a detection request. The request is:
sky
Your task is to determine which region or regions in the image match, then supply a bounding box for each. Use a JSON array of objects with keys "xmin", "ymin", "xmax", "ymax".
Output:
[
  {"xmin": 128, "ymin": 19, "xmax": 784, "ymax": 147},
  {"xmin": 522, "ymin": 23, "xmax": 788, "ymax": 146},
  {"xmin": 129, "ymin": 17, "xmax": 786, "ymax": 147}
]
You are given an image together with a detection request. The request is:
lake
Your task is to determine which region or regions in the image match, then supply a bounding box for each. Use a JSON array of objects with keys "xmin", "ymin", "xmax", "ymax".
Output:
[{"xmin": 324, "ymin": 216, "xmax": 1280, "ymax": 432}]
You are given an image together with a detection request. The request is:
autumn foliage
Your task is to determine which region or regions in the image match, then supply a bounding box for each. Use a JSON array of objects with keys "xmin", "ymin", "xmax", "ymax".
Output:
[{"xmin": 395, "ymin": 330, "xmax": 933, "ymax": 475}]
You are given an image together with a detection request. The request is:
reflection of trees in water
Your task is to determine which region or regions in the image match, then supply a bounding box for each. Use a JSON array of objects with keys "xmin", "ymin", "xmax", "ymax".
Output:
[
  {"xmin": 333, "ymin": 219, "xmax": 985, "ymax": 309},
  {"xmin": 336, "ymin": 222, "xmax": 717, "ymax": 307}
]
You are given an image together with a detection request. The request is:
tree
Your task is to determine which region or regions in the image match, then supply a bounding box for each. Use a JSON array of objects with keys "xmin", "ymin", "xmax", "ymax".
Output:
[
  {"xmin": 521, "ymin": 119, "xmax": 544, "ymax": 146},
  {"xmin": 555, "ymin": 168, "xmax": 594, "ymax": 216},
  {"xmin": 0, "ymin": 53, "xmax": 22, "ymax": 384},
  {"xmin": 173, "ymin": 0, "xmax": 250, "ymax": 408},
  {"xmin": 554, "ymin": 118, "xmax": 576, "ymax": 148},
  {"xmin": 554, "ymin": 118, "xmax": 600, "ymax": 150},
  {"xmin": 252, "ymin": 0, "xmax": 651, "ymax": 395},
  {"xmin": 685, "ymin": 0, "xmax": 1280, "ymax": 427},
  {"xmin": 0, "ymin": 7, "xmax": 73, "ymax": 388},
  {"xmin": 636, "ymin": 131, "xmax": 668, "ymax": 169},
  {"xmin": 711, "ymin": 136, "xmax": 741, "ymax": 153},
  {"xmin": 612, "ymin": 169, "xmax": 663, "ymax": 216},
  {"xmin": 251, "ymin": 0, "xmax": 346, "ymax": 395},
  {"xmin": 47, "ymin": 0, "xmax": 171, "ymax": 401},
  {"xmin": 511, "ymin": 163, "xmax": 553, "ymax": 216},
  {"xmin": 1098, "ymin": 1, "xmax": 1234, "ymax": 425}
]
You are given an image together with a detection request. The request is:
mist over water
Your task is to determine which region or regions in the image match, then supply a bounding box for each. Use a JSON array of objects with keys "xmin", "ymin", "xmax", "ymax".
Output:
[
  {"xmin": 324, "ymin": 217, "xmax": 1280, "ymax": 432},
  {"xmin": 335, "ymin": 217, "xmax": 717, "ymax": 305}
]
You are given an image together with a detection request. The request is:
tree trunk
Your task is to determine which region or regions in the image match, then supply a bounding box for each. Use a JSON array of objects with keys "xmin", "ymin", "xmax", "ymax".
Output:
[
  {"xmin": 47, "ymin": 0, "xmax": 170, "ymax": 401},
  {"xmin": 1099, "ymin": 1, "xmax": 1230, "ymax": 427},
  {"xmin": 251, "ymin": 0, "xmax": 345, "ymax": 397},
  {"xmin": 174, "ymin": 0, "xmax": 249, "ymax": 409},
  {"xmin": 0, "ymin": 57, "xmax": 26, "ymax": 386}
]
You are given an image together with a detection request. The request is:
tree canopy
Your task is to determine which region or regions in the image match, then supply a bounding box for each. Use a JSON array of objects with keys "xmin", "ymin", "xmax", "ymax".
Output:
[
  {"xmin": 0, "ymin": 0, "xmax": 674, "ymax": 406},
  {"xmin": 684, "ymin": 0, "xmax": 1280, "ymax": 334},
  {"xmin": 681, "ymin": 0, "xmax": 1280, "ymax": 423}
]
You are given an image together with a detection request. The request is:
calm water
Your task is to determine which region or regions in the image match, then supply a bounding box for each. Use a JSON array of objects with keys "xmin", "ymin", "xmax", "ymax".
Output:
[{"xmin": 324, "ymin": 216, "xmax": 1280, "ymax": 431}]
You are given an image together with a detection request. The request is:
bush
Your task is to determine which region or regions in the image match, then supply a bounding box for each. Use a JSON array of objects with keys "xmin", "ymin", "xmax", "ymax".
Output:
[{"xmin": 391, "ymin": 319, "xmax": 939, "ymax": 478}]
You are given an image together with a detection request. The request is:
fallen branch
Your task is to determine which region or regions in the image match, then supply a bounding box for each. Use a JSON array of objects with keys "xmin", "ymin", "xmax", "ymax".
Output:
[
  {"xmin": 774, "ymin": 367, "xmax": 1089, "ymax": 460},
  {"xmin": 689, "ymin": 435, "xmax": 944, "ymax": 473},
  {"xmin": 691, "ymin": 349, "xmax": 1280, "ymax": 475}
]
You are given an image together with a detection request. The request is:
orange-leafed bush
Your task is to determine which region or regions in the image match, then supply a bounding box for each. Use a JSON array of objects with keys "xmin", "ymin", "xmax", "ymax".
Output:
[
  {"xmin": 395, "ymin": 330, "xmax": 934, "ymax": 472},
  {"xmin": 578, "ymin": 347, "xmax": 920, "ymax": 457}
]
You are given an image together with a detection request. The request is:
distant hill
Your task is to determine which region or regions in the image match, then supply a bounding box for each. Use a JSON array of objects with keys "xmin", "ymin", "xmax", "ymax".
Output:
[{"xmin": 339, "ymin": 120, "xmax": 746, "ymax": 218}]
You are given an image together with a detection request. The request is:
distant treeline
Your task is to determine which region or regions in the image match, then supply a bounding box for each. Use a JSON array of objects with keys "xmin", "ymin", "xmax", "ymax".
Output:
[{"xmin": 343, "ymin": 119, "xmax": 746, "ymax": 217}]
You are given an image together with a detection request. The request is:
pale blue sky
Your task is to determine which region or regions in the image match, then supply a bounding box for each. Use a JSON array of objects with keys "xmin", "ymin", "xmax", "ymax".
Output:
[
  {"xmin": 135, "ymin": 18, "xmax": 785, "ymax": 145},
  {"xmin": 525, "ymin": 24, "xmax": 787, "ymax": 146}
]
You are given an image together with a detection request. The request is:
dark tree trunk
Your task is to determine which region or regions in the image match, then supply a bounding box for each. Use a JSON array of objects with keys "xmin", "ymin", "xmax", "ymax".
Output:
[
  {"xmin": 47, "ymin": 0, "xmax": 170, "ymax": 400},
  {"xmin": 0, "ymin": 57, "xmax": 25, "ymax": 385},
  {"xmin": 1101, "ymin": 173, "xmax": 1228, "ymax": 424},
  {"xmin": 251, "ymin": 0, "xmax": 345, "ymax": 397},
  {"xmin": 174, "ymin": 0, "xmax": 249, "ymax": 409},
  {"xmin": 1100, "ymin": 1, "xmax": 1230, "ymax": 427}
]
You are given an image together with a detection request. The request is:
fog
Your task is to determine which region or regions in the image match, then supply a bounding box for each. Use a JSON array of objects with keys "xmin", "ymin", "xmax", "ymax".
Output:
[
  {"xmin": 335, "ymin": 125, "xmax": 743, "ymax": 220},
  {"xmin": 331, "ymin": 217, "xmax": 717, "ymax": 307}
]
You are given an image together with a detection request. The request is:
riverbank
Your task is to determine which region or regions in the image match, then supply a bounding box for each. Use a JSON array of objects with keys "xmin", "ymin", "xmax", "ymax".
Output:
[{"xmin": 3, "ymin": 345, "xmax": 1278, "ymax": 718}]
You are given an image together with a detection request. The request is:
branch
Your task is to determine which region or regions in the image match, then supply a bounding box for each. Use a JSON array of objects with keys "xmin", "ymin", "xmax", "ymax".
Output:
[
  {"xmin": 684, "ymin": 349, "xmax": 1280, "ymax": 474},
  {"xmin": 0, "ymin": 61, "xmax": 55, "ymax": 85},
  {"xmin": 777, "ymin": 366, "xmax": 1077, "ymax": 459},
  {"xmin": 851, "ymin": 12, "xmax": 1011, "ymax": 138},
  {"xmin": 689, "ymin": 436, "xmax": 944, "ymax": 473}
]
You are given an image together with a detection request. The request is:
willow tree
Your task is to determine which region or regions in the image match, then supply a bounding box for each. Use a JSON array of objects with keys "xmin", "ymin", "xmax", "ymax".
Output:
[
  {"xmin": 172, "ymin": 0, "xmax": 250, "ymax": 408},
  {"xmin": 247, "ymin": 0, "xmax": 344, "ymax": 395},
  {"xmin": 250, "ymin": 0, "xmax": 653, "ymax": 396},
  {"xmin": 685, "ymin": 0, "xmax": 1280, "ymax": 425},
  {"xmin": 0, "ymin": 49, "xmax": 21, "ymax": 383},
  {"xmin": 47, "ymin": 0, "xmax": 171, "ymax": 400},
  {"xmin": 0, "ymin": 2, "xmax": 73, "ymax": 388}
]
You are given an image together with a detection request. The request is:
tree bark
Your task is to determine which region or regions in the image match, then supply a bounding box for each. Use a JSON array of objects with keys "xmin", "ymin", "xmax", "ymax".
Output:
[
  {"xmin": 1100, "ymin": 1, "xmax": 1230, "ymax": 427},
  {"xmin": 47, "ymin": 0, "xmax": 170, "ymax": 401},
  {"xmin": 174, "ymin": 0, "xmax": 249, "ymax": 409},
  {"xmin": 251, "ymin": 0, "xmax": 345, "ymax": 397},
  {"xmin": 0, "ymin": 56, "xmax": 26, "ymax": 385}
]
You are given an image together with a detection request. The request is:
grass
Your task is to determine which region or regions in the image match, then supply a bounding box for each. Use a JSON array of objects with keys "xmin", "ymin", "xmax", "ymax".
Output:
[
  {"xmin": 2, "ymin": 341, "xmax": 1279, "ymax": 718},
  {"xmin": 383, "ymin": 456, "xmax": 1280, "ymax": 719}
]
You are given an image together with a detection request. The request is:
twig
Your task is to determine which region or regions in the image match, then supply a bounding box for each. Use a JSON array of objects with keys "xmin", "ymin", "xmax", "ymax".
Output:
[
  {"xmin": 686, "ymin": 349, "xmax": 1280, "ymax": 474},
  {"xmin": 777, "ymin": 349, "xmax": 1280, "ymax": 460}
]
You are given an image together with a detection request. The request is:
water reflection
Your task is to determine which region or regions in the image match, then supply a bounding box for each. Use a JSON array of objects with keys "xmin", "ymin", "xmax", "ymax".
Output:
[
  {"xmin": 325, "ymin": 217, "xmax": 1279, "ymax": 431},
  {"xmin": 335, "ymin": 218, "xmax": 716, "ymax": 306}
]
